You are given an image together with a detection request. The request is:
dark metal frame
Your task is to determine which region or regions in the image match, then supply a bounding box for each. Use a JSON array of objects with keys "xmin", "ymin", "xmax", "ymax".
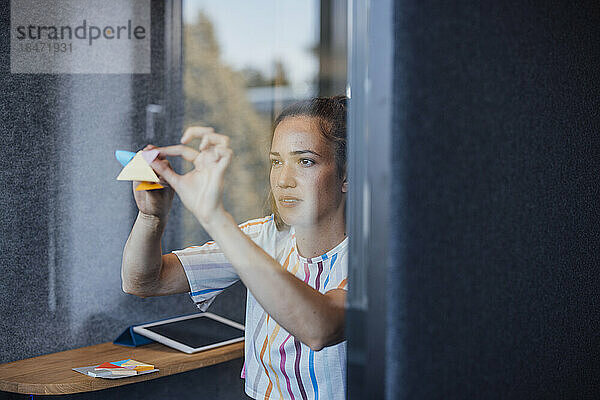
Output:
[
  {"xmin": 346, "ymin": 0, "xmax": 394, "ymax": 398},
  {"xmin": 159, "ymin": 0, "xmax": 184, "ymax": 252},
  {"xmin": 164, "ymin": 0, "xmax": 183, "ymax": 137}
]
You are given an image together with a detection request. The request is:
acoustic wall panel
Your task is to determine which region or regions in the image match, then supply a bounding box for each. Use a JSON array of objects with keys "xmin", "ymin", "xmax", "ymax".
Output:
[{"xmin": 388, "ymin": 1, "xmax": 600, "ymax": 398}]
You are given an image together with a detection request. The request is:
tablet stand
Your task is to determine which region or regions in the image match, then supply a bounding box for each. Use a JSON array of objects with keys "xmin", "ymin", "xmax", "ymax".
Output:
[{"xmin": 113, "ymin": 325, "xmax": 155, "ymax": 347}]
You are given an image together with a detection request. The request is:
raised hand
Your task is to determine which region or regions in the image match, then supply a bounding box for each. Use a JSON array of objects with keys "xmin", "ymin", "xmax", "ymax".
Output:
[
  {"xmin": 132, "ymin": 144, "xmax": 175, "ymax": 219},
  {"xmin": 149, "ymin": 127, "xmax": 233, "ymax": 226}
]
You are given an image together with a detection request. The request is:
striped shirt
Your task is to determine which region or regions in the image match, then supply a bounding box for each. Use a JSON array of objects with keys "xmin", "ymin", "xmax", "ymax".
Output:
[{"xmin": 172, "ymin": 215, "xmax": 348, "ymax": 400}]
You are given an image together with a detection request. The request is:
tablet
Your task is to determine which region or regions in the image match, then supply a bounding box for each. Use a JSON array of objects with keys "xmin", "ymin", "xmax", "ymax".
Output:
[{"xmin": 133, "ymin": 312, "xmax": 245, "ymax": 354}]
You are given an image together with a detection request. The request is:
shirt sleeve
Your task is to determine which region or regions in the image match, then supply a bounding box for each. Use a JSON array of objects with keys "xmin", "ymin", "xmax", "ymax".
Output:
[
  {"xmin": 172, "ymin": 215, "xmax": 275, "ymax": 311},
  {"xmin": 323, "ymin": 250, "xmax": 348, "ymax": 292}
]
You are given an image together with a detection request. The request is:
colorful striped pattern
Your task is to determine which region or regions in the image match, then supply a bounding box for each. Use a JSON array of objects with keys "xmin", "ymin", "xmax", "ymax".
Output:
[{"xmin": 173, "ymin": 216, "xmax": 348, "ymax": 400}]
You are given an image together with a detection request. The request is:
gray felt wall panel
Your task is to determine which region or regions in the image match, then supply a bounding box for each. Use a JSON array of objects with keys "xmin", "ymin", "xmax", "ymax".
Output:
[{"xmin": 389, "ymin": 0, "xmax": 600, "ymax": 398}]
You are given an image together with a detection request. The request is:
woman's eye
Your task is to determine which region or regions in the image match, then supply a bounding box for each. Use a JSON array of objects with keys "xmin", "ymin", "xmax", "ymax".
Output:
[
  {"xmin": 299, "ymin": 158, "xmax": 315, "ymax": 167},
  {"xmin": 270, "ymin": 159, "xmax": 281, "ymax": 166}
]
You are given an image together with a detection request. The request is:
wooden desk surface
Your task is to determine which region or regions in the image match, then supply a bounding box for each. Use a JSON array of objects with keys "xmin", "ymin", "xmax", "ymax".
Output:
[{"xmin": 0, "ymin": 341, "xmax": 244, "ymax": 395}]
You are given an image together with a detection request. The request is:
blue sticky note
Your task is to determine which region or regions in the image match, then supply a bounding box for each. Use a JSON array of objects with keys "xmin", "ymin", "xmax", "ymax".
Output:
[
  {"xmin": 115, "ymin": 150, "xmax": 136, "ymax": 167},
  {"xmin": 111, "ymin": 359, "xmax": 132, "ymax": 366}
]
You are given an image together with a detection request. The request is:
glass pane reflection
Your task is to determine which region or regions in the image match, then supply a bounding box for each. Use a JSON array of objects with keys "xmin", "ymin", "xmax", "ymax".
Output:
[{"xmin": 181, "ymin": 1, "xmax": 327, "ymax": 246}]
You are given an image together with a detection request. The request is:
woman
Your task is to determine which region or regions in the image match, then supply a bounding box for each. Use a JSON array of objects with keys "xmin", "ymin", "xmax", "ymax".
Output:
[{"xmin": 122, "ymin": 95, "xmax": 348, "ymax": 399}]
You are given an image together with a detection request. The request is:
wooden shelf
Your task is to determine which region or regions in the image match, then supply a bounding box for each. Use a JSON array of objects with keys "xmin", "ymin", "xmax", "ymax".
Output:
[{"xmin": 0, "ymin": 341, "xmax": 244, "ymax": 395}]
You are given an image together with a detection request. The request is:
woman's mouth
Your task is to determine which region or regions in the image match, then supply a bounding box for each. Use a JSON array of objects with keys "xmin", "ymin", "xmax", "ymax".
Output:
[{"xmin": 278, "ymin": 196, "xmax": 302, "ymax": 207}]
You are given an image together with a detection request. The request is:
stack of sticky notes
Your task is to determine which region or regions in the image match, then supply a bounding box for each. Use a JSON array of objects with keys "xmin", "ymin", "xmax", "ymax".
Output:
[
  {"xmin": 93, "ymin": 359, "xmax": 155, "ymax": 376},
  {"xmin": 115, "ymin": 149, "xmax": 165, "ymax": 191},
  {"xmin": 72, "ymin": 358, "xmax": 159, "ymax": 379}
]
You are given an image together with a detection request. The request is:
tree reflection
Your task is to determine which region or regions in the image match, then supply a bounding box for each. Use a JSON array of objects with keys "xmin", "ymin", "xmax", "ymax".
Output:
[{"xmin": 183, "ymin": 11, "xmax": 273, "ymax": 241}]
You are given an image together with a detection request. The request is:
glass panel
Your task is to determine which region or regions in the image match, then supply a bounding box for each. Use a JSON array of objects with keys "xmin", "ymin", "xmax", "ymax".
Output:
[
  {"xmin": 179, "ymin": 0, "xmax": 348, "ymax": 325},
  {"xmin": 181, "ymin": 1, "xmax": 324, "ymax": 245},
  {"xmin": 176, "ymin": 1, "xmax": 349, "ymax": 398}
]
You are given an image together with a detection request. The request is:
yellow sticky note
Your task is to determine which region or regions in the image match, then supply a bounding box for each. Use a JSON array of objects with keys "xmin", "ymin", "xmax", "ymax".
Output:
[
  {"xmin": 135, "ymin": 182, "xmax": 164, "ymax": 191},
  {"xmin": 122, "ymin": 359, "xmax": 154, "ymax": 371},
  {"xmin": 116, "ymin": 151, "xmax": 160, "ymax": 183},
  {"xmin": 134, "ymin": 365, "xmax": 155, "ymax": 371}
]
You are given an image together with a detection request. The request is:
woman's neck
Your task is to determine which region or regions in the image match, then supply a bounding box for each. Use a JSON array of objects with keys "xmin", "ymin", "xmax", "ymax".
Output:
[{"xmin": 293, "ymin": 210, "xmax": 346, "ymax": 258}]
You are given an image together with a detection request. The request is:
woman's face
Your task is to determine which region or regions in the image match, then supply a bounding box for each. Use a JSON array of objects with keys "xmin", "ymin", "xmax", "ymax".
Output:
[{"xmin": 270, "ymin": 116, "xmax": 346, "ymax": 228}]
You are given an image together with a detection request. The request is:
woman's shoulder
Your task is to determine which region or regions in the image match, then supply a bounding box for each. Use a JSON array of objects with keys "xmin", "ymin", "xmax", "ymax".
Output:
[
  {"xmin": 238, "ymin": 215, "xmax": 291, "ymax": 246},
  {"xmin": 238, "ymin": 215, "xmax": 274, "ymax": 231},
  {"xmin": 238, "ymin": 215, "xmax": 277, "ymax": 238}
]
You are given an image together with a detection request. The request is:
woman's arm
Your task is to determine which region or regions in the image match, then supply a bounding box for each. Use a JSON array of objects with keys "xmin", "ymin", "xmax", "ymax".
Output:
[
  {"xmin": 121, "ymin": 211, "xmax": 167, "ymax": 296},
  {"xmin": 204, "ymin": 211, "xmax": 346, "ymax": 351},
  {"xmin": 122, "ymin": 214, "xmax": 190, "ymax": 297},
  {"xmin": 121, "ymin": 148, "xmax": 190, "ymax": 298},
  {"xmin": 151, "ymin": 128, "xmax": 346, "ymax": 350}
]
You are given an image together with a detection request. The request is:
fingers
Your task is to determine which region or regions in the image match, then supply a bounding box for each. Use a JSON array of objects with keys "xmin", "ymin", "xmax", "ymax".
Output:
[
  {"xmin": 149, "ymin": 158, "xmax": 181, "ymax": 189},
  {"xmin": 155, "ymin": 144, "xmax": 200, "ymax": 163},
  {"xmin": 145, "ymin": 128, "xmax": 232, "ymax": 173},
  {"xmin": 180, "ymin": 126, "xmax": 215, "ymax": 144},
  {"xmin": 181, "ymin": 126, "xmax": 230, "ymax": 150},
  {"xmin": 199, "ymin": 133, "xmax": 229, "ymax": 152},
  {"xmin": 143, "ymin": 144, "xmax": 166, "ymax": 160},
  {"xmin": 212, "ymin": 146, "xmax": 233, "ymax": 172}
]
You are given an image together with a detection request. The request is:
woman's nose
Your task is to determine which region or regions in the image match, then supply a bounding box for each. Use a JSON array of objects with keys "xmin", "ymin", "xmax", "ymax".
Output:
[{"xmin": 277, "ymin": 164, "xmax": 296, "ymax": 188}]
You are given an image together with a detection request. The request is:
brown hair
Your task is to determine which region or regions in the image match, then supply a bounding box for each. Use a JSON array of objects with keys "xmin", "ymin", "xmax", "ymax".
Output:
[{"xmin": 268, "ymin": 95, "xmax": 348, "ymax": 230}]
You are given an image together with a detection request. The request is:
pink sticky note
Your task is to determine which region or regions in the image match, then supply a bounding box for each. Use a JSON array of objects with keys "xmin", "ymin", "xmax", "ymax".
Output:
[{"xmin": 142, "ymin": 149, "xmax": 160, "ymax": 164}]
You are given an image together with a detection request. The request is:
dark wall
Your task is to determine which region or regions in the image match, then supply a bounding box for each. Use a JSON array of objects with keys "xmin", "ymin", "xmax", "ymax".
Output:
[{"xmin": 390, "ymin": 1, "xmax": 600, "ymax": 398}]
